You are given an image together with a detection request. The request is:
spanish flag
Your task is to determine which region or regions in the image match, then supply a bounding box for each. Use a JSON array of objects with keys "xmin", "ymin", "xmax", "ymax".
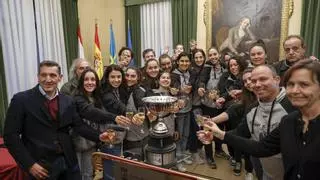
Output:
[{"xmin": 94, "ymin": 23, "xmax": 103, "ymax": 79}]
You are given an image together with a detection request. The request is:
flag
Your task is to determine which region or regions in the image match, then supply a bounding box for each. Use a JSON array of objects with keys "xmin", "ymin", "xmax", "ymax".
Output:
[
  {"xmin": 94, "ymin": 23, "xmax": 103, "ymax": 79},
  {"xmin": 109, "ymin": 23, "xmax": 117, "ymax": 64},
  {"xmin": 77, "ymin": 25, "xmax": 85, "ymax": 59},
  {"xmin": 127, "ymin": 20, "xmax": 134, "ymax": 66}
]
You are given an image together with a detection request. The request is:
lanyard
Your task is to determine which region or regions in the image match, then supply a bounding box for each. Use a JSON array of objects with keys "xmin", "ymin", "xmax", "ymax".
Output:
[{"xmin": 251, "ymin": 99, "xmax": 276, "ymax": 135}]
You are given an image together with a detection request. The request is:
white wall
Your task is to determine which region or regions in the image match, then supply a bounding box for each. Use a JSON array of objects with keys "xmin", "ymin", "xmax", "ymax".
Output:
[
  {"xmin": 288, "ymin": 0, "xmax": 302, "ymax": 35},
  {"xmin": 78, "ymin": 0, "xmax": 126, "ymax": 66}
]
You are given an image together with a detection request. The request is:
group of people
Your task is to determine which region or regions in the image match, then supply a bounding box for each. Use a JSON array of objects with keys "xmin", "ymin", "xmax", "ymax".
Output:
[{"xmin": 3, "ymin": 34, "xmax": 319, "ymax": 180}]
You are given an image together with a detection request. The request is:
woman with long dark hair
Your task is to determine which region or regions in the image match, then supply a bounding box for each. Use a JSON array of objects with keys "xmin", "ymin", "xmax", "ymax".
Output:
[
  {"xmin": 101, "ymin": 65, "xmax": 128, "ymax": 115},
  {"xmin": 197, "ymin": 47, "xmax": 227, "ymax": 168},
  {"xmin": 141, "ymin": 58, "xmax": 160, "ymax": 91},
  {"xmin": 101, "ymin": 65, "xmax": 132, "ymax": 180},
  {"xmin": 123, "ymin": 67, "xmax": 149, "ymax": 160},
  {"xmin": 74, "ymin": 68, "xmax": 130, "ymax": 180},
  {"xmin": 188, "ymin": 49, "xmax": 206, "ymax": 164}
]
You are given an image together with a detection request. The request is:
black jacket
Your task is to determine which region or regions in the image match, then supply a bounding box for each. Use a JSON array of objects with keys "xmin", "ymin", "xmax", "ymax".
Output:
[
  {"xmin": 74, "ymin": 95, "xmax": 117, "ymax": 124},
  {"xmin": 217, "ymin": 72, "xmax": 243, "ymax": 102},
  {"xmin": 199, "ymin": 62, "xmax": 224, "ymax": 85},
  {"xmin": 102, "ymin": 87, "xmax": 128, "ymax": 115},
  {"xmin": 127, "ymin": 85, "xmax": 146, "ymax": 109},
  {"xmin": 273, "ymin": 59, "xmax": 291, "ymax": 86},
  {"xmin": 225, "ymin": 110, "xmax": 320, "ymax": 180},
  {"xmin": 3, "ymin": 86, "xmax": 100, "ymax": 171}
]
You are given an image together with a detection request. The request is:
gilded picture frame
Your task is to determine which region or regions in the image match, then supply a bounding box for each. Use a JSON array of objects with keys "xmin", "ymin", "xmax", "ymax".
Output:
[{"xmin": 204, "ymin": 0, "xmax": 294, "ymax": 61}]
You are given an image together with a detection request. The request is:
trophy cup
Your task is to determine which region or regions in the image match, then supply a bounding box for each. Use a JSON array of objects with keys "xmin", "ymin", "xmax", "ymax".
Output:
[{"xmin": 142, "ymin": 95, "xmax": 178, "ymax": 167}]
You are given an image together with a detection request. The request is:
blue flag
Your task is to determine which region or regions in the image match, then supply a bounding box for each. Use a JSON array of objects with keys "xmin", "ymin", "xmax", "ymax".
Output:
[
  {"xmin": 109, "ymin": 23, "xmax": 117, "ymax": 64},
  {"xmin": 127, "ymin": 20, "xmax": 135, "ymax": 67}
]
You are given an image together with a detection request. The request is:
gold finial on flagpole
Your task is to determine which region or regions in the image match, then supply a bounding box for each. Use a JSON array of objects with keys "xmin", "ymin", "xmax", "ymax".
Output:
[{"xmin": 94, "ymin": 18, "xmax": 98, "ymax": 24}]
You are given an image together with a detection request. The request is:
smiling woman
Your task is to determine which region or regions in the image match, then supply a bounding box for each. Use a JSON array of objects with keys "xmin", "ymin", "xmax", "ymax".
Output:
[{"xmin": 284, "ymin": 59, "xmax": 320, "ymax": 114}]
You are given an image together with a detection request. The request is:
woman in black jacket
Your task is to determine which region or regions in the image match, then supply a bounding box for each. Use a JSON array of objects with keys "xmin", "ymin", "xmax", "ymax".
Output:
[
  {"xmin": 188, "ymin": 49, "xmax": 206, "ymax": 164},
  {"xmin": 203, "ymin": 59, "xmax": 320, "ymax": 180},
  {"xmin": 217, "ymin": 56, "xmax": 248, "ymax": 109},
  {"xmin": 101, "ymin": 65, "xmax": 132, "ymax": 180},
  {"xmin": 101, "ymin": 65, "xmax": 128, "ymax": 115},
  {"xmin": 74, "ymin": 68, "xmax": 130, "ymax": 180},
  {"xmin": 141, "ymin": 58, "xmax": 160, "ymax": 91},
  {"xmin": 123, "ymin": 67, "xmax": 149, "ymax": 159}
]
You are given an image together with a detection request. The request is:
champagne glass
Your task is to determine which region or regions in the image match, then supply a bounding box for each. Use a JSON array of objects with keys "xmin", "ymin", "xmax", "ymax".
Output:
[
  {"xmin": 202, "ymin": 115, "xmax": 211, "ymax": 131},
  {"xmin": 137, "ymin": 107, "xmax": 146, "ymax": 134},
  {"xmin": 183, "ymin": 83, "xmax": 192, "ymax": 94},
  {"xmin": 105, "ymin": 129, "xmax": 116, "ymax": 148},
  {"xmin": 208, "ymin": 89, "xmax": 219, "ymax": 101},
  {"xmin": 201, "ymin": 115, "xmax": 213, "ymax": 144},
  {"xmin": 125, "ymin": 111, "xmax": 134, "ymax": 131},
  {"xmin": 169, "ymin": 87, "xmax": 179, "ymax": 95},
  {"xmin": 126, "ymin": 111, "xmax": 134, "ymax": 120},
  {"xmin": 177, "ymin": 96, "xmax": 186, "ymax": 109},
  {"xmin": 195, "ymin": 115, "xmax": 204, "ymax": 128}
]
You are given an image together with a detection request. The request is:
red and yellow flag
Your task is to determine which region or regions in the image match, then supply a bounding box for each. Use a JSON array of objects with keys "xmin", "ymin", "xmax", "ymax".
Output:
[{"xmin": 94, "ymin": 23, "xmax": 103, "ymax": 79}]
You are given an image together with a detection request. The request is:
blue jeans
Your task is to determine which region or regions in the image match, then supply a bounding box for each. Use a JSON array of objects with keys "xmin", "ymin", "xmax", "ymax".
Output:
[
  {"xmin": 100, "ymin": 144, "xmax": 121, "ymax": 180},
  {"xmin": 76, "ymin": 148, "xmax": 96, "ymax": 180},
  {"xmin": 175, "ymin": 112, "xmax": 190, "ymax": 155},
  {"xmin": 187, "ymin": 110, "xmax": 202, "ymax": 153}
]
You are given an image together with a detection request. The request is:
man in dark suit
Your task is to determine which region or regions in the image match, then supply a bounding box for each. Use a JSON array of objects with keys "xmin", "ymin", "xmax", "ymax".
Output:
[{"xmin": 3, "ymin": 61, "xmax": 120, "ymax": 179}]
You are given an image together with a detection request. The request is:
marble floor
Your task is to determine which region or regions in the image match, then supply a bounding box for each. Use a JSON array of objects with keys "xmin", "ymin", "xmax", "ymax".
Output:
[
  {"xmin": 179, "ymin": 144, "xmax": 257, "ymax": 180},
  {"xmin": 184, "ymin": 156, "xmax": 246, "ymax": 180}
]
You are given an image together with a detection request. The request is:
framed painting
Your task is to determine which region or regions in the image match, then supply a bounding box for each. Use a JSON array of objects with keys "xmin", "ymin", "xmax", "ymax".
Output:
[{"xmin": 204, "ymin": 0, "xmax": 294, "ymax": 62}]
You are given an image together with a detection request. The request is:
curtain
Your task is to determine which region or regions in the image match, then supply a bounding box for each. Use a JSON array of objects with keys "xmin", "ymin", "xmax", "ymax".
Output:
[
  {"xmin": 140, "ymin": 0, "xmax": 173, "ymax": 66},
  {"xmin": 126, "ymin": 5, "xmax": 142, "ymax": 67},
  {"xmin": 0, "ymin": 39, "xmax": 8, "ymax": 135},
  {"xmin": 60, "ymin": 0, "xmax": 79, "ymax": 70},
  {"xmin": 171, "ymin": 0, "xmax": 197, "ymax": 53},
  {"xmin": 0, "ymin": 0, "xmax": 39, "ymax": 101},
  {"xmin": 300, "ymin": 0, "xmax": 320, "ymax": 58},
  {"xmin": 33, "ymin": 0, "xmax": 68, "ymax": 82}
]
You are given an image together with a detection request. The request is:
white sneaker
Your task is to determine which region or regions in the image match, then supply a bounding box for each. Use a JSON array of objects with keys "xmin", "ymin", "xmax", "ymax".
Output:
[
  {"xmin": 176, "ymin": 163, "xmax": 186, "ymax": 172},
  {"xmin": 244, "ymin": 173, "xmax": 254, "ymax": 180},
  {"xmin": 192, "ymin": 153, "xmax": 205, "ymax": 164},
  {"xmin": 183, "ymin": 157, "xmax": 193, "ymax": 165}
]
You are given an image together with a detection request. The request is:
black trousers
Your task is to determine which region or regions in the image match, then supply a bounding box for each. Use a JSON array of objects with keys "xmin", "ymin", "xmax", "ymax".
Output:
[
  {"xmin": 187, "ymin": 111, "xmax": 203, "ymax": 153},
  {"xmin": 201, "ymin": 105, "xmax": 225, "ymax": 158}
]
